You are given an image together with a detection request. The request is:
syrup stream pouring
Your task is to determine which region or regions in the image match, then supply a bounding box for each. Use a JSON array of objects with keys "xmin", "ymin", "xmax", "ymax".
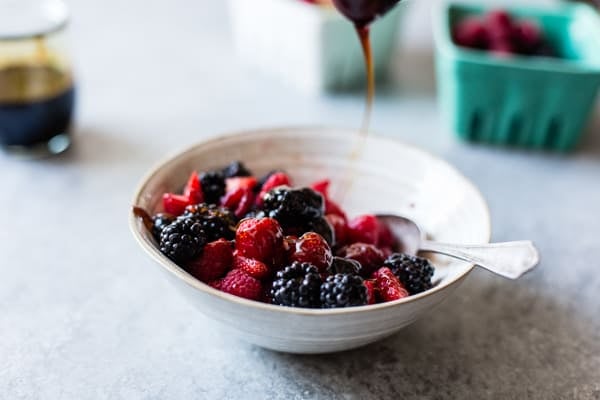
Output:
[{"xmin": 377, "ymin": 214, "xmax": 540, "ymax": 279}]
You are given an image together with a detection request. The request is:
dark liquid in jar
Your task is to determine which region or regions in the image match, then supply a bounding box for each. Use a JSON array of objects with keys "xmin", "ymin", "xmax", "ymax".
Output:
[{"xmin": 0, "ymin": 64, "xmax": 75, "ymax": 147}]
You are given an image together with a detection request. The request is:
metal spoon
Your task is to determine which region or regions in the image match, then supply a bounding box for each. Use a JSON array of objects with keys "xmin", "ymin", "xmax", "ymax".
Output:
[{"xmin": 377, "ymin": 214, "xmax": 540, "ymax": 279}]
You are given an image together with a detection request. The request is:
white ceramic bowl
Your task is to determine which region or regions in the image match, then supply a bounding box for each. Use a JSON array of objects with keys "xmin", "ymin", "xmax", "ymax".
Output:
[{"xmin": 129, "ymin": 127, "xmax": 491, "ymax": 354}]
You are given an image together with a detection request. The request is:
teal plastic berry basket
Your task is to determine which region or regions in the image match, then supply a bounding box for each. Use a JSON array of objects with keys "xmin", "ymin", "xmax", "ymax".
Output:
[{"xmin": 434, "ymin": 2, "xmax": 600, "ymax": 151}]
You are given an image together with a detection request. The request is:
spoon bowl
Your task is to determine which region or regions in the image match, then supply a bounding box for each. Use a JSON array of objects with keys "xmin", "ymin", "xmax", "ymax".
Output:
[{"xmin": 378, "ymin": 214, "xmax": 540, "ymax": 279}]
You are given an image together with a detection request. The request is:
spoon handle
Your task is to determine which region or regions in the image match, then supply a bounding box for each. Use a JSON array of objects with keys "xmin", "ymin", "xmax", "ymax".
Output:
[{"xmin": 419, "ymin": 240, "xmax": 540, "ymax": 279}]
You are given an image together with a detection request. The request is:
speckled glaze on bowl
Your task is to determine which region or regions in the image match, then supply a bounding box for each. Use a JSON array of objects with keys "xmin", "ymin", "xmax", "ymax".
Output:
[{"xmin": 129, "ymin": 127, "xmax": 491, "ymax": 354}]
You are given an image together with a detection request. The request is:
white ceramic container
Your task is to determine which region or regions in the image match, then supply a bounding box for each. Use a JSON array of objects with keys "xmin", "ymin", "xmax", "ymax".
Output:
[
  {"xmin": 130, "ymin": 127, "xmax": 491, "ymax": 354},
  {"xmin": 227, "ymin": 0, "xmax": 403, "ymax": 94}
]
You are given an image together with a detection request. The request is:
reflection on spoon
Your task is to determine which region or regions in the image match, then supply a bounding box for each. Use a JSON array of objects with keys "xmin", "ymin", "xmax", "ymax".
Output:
[{"xmin": 377, "ymin": 214, "xmax": 540, "ymax": 279}]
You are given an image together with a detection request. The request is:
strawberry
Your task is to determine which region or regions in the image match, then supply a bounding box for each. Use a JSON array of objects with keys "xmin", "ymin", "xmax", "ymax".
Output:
[
  {"xmin": 311, "ymin": 179, "xmax": 347, "ymax": 219},
  {"xmin": 223, "ymin": 177, "xmax": 257, "ymax": 218},
  {"xmin": 162, "ymin": 193, "xmax": 189, "ymax": 216},
  {"xmin": 188, "ymin": 239, "xmax": 233, "ymax": 283},
  {"xmin": 233, "ymin": 252, "xmax": 270, "ymax": 280},
  {"xmin": 372, "ymin": 267, "xmax": 409, "ymax": 302},
  {"xmin": 377, "ymin": 220, "xmax": 396, "ymax": 248},
  {"xmin": 221, "ymin": 187, "xmax": 244, "ymax": 210},
  {"xmin": 289, "ymin": 232, "xmax": 333, "ymax": 273},
  {"xmin": 234, "ymin": 189, "xmax": 255, "ymax": 218},
  {"xmin": 347, "ymin": 214, "xmax": 380, "ymax": 245},
  {"xmin": 338, "ymin": 242, "xmax": 385, "ymax": 278},
  {"xmin": 364, "ymin": 280, "xmax": 376, "ymax": 305},
  {"xmin": 184, "ymin": 171, "xmax": 204, "ymax": 205},
  {"xmin": 326, "ymin": 214, "xmax": 347, "ymax": 246},
  {"xmin": 218, "ymin": 269, "xmax": 262, "ymax": 301},
  {"xmin": 235, "ymin": 218, "xmax": 284, "ymax": 266},
  {"xmin": 310, "ymin": 179, "xmax": 330, "ymax": 197},
  {"xmin": 225, "ymin": 176, "xmax": 257, "ymax": 193},
  {"xmin": 256, "ymin": 172, "xmax": 291, "ymax": 206}
]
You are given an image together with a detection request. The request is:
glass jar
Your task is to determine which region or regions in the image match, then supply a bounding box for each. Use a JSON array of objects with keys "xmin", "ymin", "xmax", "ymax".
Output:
[{"xmin": 0, "ymin": 0, "xmax": 75, "ymax": 156}]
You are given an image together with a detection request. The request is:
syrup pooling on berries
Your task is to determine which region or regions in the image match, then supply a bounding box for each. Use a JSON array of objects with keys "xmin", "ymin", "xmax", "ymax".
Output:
[{"xmin": 132, "ymin": 161, "xmax": 437, "ymax": 308}]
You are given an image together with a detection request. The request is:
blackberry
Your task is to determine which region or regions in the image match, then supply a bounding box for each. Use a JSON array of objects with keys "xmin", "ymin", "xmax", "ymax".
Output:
[
  {"xmin": 327, "ymin": 257, "xmax": 361, "ymax": 276},
  {"xmin": 221, "ymin": 161, "xmax": 252, "ymax": 178},
  {"xmin": 183, "ymin": 203, "xmax": 236, "ymax": 241},
  {"xmin": 306, "ymin": 216, "xmax": 335, "ymax": 246},
  {"xmin": 159, "ymin": 216, "xmax": 208, "ymax": 263},
  {"xmin": 320, "ymin": 274, "xmax": 367, "ymax": 308},
  {"xmin": 262, "ymin": 187, "xmax": 324, "ymax": 225},
  {"xmin": 200, "ymin": 171, "xmax": 226, "ymax": 205},
  {"xmin": 152, "ymin": 213, "xmax": 174, "ymax": 240},
  {"xmin": 271, "ymin": 262, "xmax": 322, "ymax": 308},
  {"xmin": 383, "ymin": 253, "xmax": 435, "ymax": 295}
]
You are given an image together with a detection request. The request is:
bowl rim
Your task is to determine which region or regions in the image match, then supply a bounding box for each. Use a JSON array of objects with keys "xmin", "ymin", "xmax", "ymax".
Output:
[{"xmin": 129, "ymin": 126, "xmax": 492, "ymax": 316}]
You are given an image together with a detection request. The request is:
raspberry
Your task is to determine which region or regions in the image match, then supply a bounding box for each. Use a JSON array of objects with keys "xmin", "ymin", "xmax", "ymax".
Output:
[
  {"xmin": 233, "ymin": 252, "xmax": 270, "ymax": 280},
  {"xmin": 513, "ymin": 21, "xmax": 541, "ymax": 54},
  {"xmin": 364, "ymin": 280, "xmax": 376, "ymax": 305},
  {"xmin": 271, "ymin": 262, "xmax": 322, "ymax": 308},
  {"xmin": 184, "ymin": 171, "xmax": 204, "ymax": 205},
  {"xmin": 347, "ymin": 214, "xmax": 379, "ymax": 245},
  {"xmin": 372, "ymin": 267, "xmax": 409, "ymax": 302},
  {"xmin": 159, "ymin": 216, "xmax": 208, "ymax": 263},
  {"xmin": 383, "ymin": 253, "xmax": 435, "ymax": 295},
  {"xmin": 326, "ymin": 214, "xmax": 347, "ymax": 246},
  {"xmin": 327, "ymin": 256, "xmax": 361, "ymax": 276},
  {"xmin": 200, "ymin": 171, "xmax": 226, "ymax": 205},
  {"xmin": 486, "ymin": 10, "xmax": 512, "ymax": 35},
  {"xmin": 290, "ymin": 232, "xmax": 333, "ymax": 273},
  {"xmin": 162, "ymin": 193, "xmax": 189, "ymax": 216},
  {"xmin": 320, "ymin": 274, "xmax": 367, "ymax": 308},
  {"xmin": 235, "ymin": 218, "xmax": 284, "ymax": 266},
  {"xmin": 188, "ymin": 239, "xmax": 233, "ymax": 282},
  {"xmin": 454, "ymin": 17, "xmax": 490, "ymax": 49},
  {"xmin": 218, "ymin": 269, "xmax": 262, "ymax": 301},
  {"xmin": 338, "ymin": 242, "xmax": 385, "ymax": 277},
  {"xmin": 221, "ymin": 161, "xmax": 252, "ymax": 178}
]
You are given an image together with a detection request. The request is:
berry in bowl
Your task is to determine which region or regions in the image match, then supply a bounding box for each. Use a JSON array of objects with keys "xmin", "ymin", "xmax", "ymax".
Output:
[
  {"xmin": 134, "ymin": 160, "xmax": 436, "ymax": 309},
  {"xmin": 129, "ymin": 127, "xmax": 491, "ymax": 353}
]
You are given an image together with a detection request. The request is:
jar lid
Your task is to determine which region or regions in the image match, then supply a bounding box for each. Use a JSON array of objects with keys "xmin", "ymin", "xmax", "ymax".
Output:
[{"xmin": 0, "ymin": 0, "xmax": 69, "ymax": 40}]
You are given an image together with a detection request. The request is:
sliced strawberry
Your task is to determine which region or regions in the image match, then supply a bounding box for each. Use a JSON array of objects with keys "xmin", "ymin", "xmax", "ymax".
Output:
[
  {"xmin": 256, "ymin": 172, "xmax": 291, "ymax": 206},
  {"xmin": 234, "ymin": 189, "xmax": 255, "ymax": 218},
  {"xmin": 226, "ymin": 176, "xmax": 258, "ymax": 193},
  {"xmin": 162, "ymin": 193, "xmax": 189, "ymax": 216},
  {"xmin": 364, "ymin": 280, "xmax": 377, "ymax": 305},
  {"xmin": 221, "ymin": 187, "xmax": 244, "ymax": 210},
  {"xmin": 372, "ymin": 267, "xmax": 409, "ymax": 302},
  {"xmin": 377, "ymin": 219, "xmax": 396, "ymax": 248},
  {"xmin": 184, "ymin": 171, "xmax": 204, "ymax": 205},
  {"xmin": 310, "ymin": 179, "xmax": 330, "ymax": 197},
  {"xmin": 347, "ymin": 214, "xmax": 380, "ymax": 245}
]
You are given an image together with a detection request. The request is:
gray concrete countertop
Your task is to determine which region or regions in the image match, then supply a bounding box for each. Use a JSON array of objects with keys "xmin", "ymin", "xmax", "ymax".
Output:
[{"xmin": 2, "ymin": 0, "xmax": 599, "ymax": 398}]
